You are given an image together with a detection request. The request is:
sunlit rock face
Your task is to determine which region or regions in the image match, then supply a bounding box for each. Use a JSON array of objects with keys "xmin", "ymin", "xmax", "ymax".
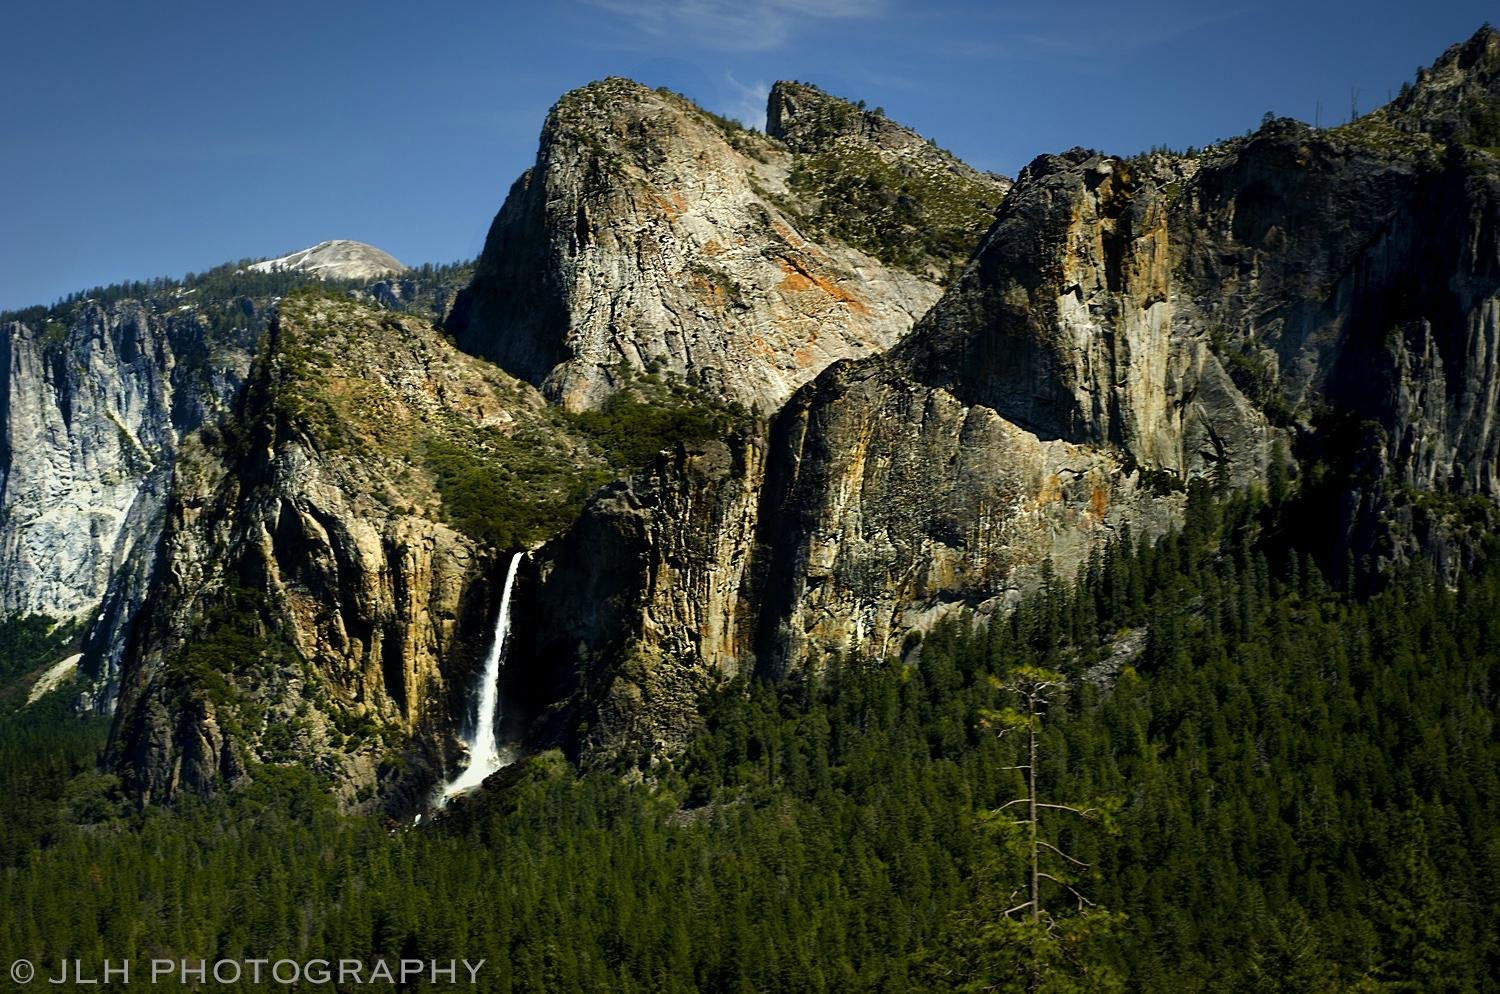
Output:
[
  {"xmin": 448, "ymin": 78, "xmax": 1008, "ymax": 413},
  {"xmin": 519, "ymin": 33, "xmax": 1500, "ymax": 762},
  {"xmin": 0, "ymin": 300, "xmax": 257, "ymax": 705}
]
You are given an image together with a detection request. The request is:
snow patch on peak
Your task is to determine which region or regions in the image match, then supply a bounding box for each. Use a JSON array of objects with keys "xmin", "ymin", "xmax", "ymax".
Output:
[{"xmin": 247, "ymin": 240, "xmax": 406, "ymax": 282}]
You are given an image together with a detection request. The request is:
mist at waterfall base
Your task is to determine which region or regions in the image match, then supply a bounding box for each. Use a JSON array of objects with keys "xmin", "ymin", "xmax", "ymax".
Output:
[{"xmin": 438, "ymin": 552, "xmax": 523, "ymax": 805}]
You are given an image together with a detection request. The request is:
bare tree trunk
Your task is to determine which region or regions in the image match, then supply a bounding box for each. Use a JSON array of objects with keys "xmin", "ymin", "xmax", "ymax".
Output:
[{"xmin": 1029, "ymin": 690, "xmax": 1039, "ymax": 925}]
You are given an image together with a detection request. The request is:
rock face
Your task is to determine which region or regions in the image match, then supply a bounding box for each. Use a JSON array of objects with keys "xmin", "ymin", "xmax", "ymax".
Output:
[
  {"xmin": 767, "ymin": 81, "xmax": 1013, "ymax": 281},
  {"xmin": 1385, "ymin": 27, "xmax": 1500, "ymax": 140},
  {"xmin": 510, "ymin": 435, "xmax": 766, "ymax": 762},
  {"xmin": 247, "ymin": 240, "xmax": 407, "ymax": 282},
  {"xmin": 109, "ymin": 293, "xmax": 604, "ymax": 807},
  {"xmin": 0, "ymin": 302, "xmax": 256, "ymax": 703},
  {"xmin": 0, "ymin": 263, "xmax": 486, "ymax": 709},
  {"xmin": 756, "ymin": 107, "xmax": 1500, "ymax": 668},
  {"xmin": 448, "ymin": 78, "xmax": 1007, "ymax": 412},
  {"xmin": 889, "ymin": 148, "xmax": 1269, "ymax": 477},
  {"xmin": 28, "ymin": 29, "xmax": 1500, "ymax": 803},
  {"xmin": 517, "ymin": 31, "xmax": 1500, "ymax": 755}
]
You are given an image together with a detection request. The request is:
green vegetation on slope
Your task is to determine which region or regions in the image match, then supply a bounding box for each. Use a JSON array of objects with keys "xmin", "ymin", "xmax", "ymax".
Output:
[
  {"xmin": 422, "ymin": 429, "xmax": 608, "ymax": 550},
  {"xmin": 2, "ymin": 479, "xmax": 1496, "ymax": 991},
  {"xmin": 426, "ymin": 371, "xmax": 749, "ymax": 550},
  {"xmin": 0, "ymin": 614, "xmax": 79, "ymax": 691},
  {"xmin": 786, "ymin": 145, "xmax": 1000, "ymax": 277},
  {"xmin": 565, "ymin": 375, "xmax": 748, "ymax": 473},
  {"xmin": 262, "ymin": 291, "xmax": 750, "ymax": 553}
]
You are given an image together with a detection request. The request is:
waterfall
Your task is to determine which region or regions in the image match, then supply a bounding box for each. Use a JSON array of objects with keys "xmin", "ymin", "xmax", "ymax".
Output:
[{"xmin": 439, "ymin": 551, "xmax": 524, "ymax": 804}]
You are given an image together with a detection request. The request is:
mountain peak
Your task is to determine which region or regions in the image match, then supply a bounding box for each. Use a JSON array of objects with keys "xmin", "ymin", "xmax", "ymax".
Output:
[
  {"xmin": 1386, "ymin": 23, "xmax": 1500, "ymax": 140},
  {"xmin": 766, "ymin": 80, "xmax": 1009, "ymax": 190},
  {"xmin": 766, "ymin": 80, "xmax": 881, "ymax": 151},
  {"xmin": 247, "ymin": 239, "xmax": 406, "ymax": 282}
]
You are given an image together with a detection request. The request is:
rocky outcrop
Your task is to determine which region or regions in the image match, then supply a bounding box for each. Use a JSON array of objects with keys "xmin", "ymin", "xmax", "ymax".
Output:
[
  {"xmin": 767, "ymin": 81, "xmax": 994, "ymax": 172},
  {"xmin": 448, "ymin": 78, "xmax": 1005, "ymax": 412},
  {"xmin": 511, "ymin": 434, "xmax": 766, "ymax": 762},
  {"xmin": 0, "ymin": 302, "xmax": 256, "ymax": 704},
  {"xmin": 109, "ymin": 293, "xmax": 605, "ymax": 807},
  {"xmin": 755, "ymin": 358, "xmax": 1179, "ymax": 675},
  {"xmin": 517, "ymin": 34, "xmax": 1500, "ymax": 748},
  {"xmin": 767, "ymin": 81, "xmax": 1012, "ymax": 281},
  {"xmin": 894, "ymin": 148, "xmax": 1269, "ymax": 480},
  {"xmin": 362, "ymin": 267, "xmax": 471, "ymax": 324},
  {"xmin": 1385, "ymin": 26, "xmax": 1500, "ymax": 140}
]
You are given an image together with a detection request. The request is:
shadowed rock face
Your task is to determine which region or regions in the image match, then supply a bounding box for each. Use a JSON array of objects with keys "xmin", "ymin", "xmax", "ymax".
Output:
[
  {"xmin": 447, "ymin": 78, "xmax": 1007, "ymax": 413},
  {"xmin": 507, "ymin": 435, "xmax": 767, "ymax": 764},
  {"xmin": 108, "ymin": 295, "xmax": 604, "ymax": 808},
  {"xmin": 516, "ymin": 31, "xmax": 1500, "ymax": 759},
  {"xmin": 59, "ymin": 29, "xmax": 1500, "ymax": 798}
]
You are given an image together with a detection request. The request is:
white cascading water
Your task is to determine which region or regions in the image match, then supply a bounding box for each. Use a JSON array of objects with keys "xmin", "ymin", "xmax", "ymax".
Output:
[{"xmin": 439, "ymin": 551, "xmax": 524, "ymax": 804}]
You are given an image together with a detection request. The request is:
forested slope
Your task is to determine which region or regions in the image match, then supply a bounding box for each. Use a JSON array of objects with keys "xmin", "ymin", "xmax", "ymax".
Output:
[{"xmin": 4, "ymin": 480, "xmax": 1496, "ymax": 991}]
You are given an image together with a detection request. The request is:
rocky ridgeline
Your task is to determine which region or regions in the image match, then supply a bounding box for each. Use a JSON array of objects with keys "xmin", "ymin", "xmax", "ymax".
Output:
[
  {"xmin": 447, "ymin": 77, "xmax": 1008, "ymax": 413},
  {"xmin": 6, "ymin": 29, "xmax": 1500, "ymax": 808},
  {"xmin": 110, "ymin": 291, "xmax": 609, "ymax": 807},
  {"xmin": 513, "ymin": 30, "xmax": 1500, "ymax": 763},
  {"xmin": 0, "ymin": 260, "xmax": 478, "ymax": 715},
  {"xmin": 767, "ymin": 80, "xmax": 1012, "ymax": 280}
]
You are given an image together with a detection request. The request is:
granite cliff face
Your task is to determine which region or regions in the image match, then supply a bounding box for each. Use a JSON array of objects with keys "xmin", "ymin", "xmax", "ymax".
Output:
[
  {"xmin": 448, "ymin": 78, "xmax": 1007, "ymax": 412},
  {"xmin": 11, "ymin": 31, "xmax": 1499, "ymax": 804},
  {"xmin": 757, "ymin": 106, "xmax": 1500, "ymax": 672},
  {"xmin": 0, "ymin": 300, "xmax": 258, "ymax": 705},
  {"xmin": 509, "ymin": 435, "xmax": 767, "ymax": 764},
  {"xmin": 517, "ymin": 33, "xmax": 1500, "ymax": 756},
  {"xmin": 109, "ymin": 292, "xmax": 607, "ymax": 806}
]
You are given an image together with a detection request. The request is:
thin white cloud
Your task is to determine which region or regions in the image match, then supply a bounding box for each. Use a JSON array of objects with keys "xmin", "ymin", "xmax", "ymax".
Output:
[
  {"xmin": 721, "ymin": 72, "xmax": 771, "ymax": 129},
  {"xmin": 580, "ymin": 0, "xmax": 887, "ymax": 52}
]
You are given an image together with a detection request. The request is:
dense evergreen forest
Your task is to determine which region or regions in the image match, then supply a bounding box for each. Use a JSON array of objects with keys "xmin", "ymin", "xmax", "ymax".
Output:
[{"xmin": 2, "ymin": 480, "xmax": 1498, "ymax": 991}]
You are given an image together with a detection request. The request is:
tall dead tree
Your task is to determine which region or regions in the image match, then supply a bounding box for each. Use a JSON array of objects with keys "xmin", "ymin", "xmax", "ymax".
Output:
[{"xmin": 986, "ymin": 666, "xmax": 1098, "ymax": 926}]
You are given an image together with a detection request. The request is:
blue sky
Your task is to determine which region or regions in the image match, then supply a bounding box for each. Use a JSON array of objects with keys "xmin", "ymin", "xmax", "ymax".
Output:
[{"xmin": 1, "ymin": 0, "xmax": 1492, "ymax": 311}]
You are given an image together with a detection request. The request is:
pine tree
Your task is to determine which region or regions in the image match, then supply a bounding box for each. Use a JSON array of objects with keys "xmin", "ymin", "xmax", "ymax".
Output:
[{"xmin": 962, "ymin": 666, "xmax": 1124, "ymax": 992}]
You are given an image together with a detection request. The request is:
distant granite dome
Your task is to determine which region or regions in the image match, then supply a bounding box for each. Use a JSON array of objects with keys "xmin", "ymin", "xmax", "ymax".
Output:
[{"xmin": 247, "ymin": 239, "xmax": 406, "ymax": 281}]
